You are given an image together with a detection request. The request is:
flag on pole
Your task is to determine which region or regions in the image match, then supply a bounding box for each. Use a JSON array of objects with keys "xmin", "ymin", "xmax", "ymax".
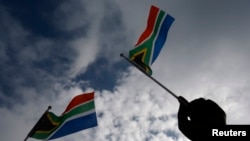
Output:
[
  {"xmin": 129, "ymin": 5, "xmax": 175, "ymax": 75},
  {"xmin": 28, "ymin": 92, "xmax": 98, "ymax": 140}
]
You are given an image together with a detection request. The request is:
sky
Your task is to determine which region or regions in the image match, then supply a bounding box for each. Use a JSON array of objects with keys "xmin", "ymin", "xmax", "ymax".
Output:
[{"xmin": 1, "ymin": 0, "xmax": 250, "ymax": 141}]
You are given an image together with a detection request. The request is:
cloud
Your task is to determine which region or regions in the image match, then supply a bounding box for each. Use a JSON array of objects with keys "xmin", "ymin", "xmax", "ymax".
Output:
[
  {"xmin": 52, "ymin": 0, "xmax": 130, "ymax": 78},
  {"xmin": 68, "ymin": 37, "xmax": 99, "ymax": 77},
  {"xmin": 88, "ymin": 68, "xmax": 186, "ymax": 141}
]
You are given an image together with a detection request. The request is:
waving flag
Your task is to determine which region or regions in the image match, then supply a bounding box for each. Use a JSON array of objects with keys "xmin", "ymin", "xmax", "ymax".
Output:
[
  {"xmin": 28, "ymin": 92, "xmax": 97, "ymax": 140},
  {"xmin": 129, "ymin": 5, "xmax": 175, "ymax": 75}
]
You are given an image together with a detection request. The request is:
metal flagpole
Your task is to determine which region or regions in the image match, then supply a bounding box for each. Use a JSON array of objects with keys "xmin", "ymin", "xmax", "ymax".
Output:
[
  {"xmin": 120, "ymin": 53, "xmax": 188, "ymax": 105},
  {"xmin": 24, "ymin": 106, "xmax": 52, "ymax": 141}
]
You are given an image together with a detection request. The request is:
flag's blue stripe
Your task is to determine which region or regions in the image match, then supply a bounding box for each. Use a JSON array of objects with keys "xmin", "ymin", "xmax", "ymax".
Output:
[
  {"xmin": 152, "ymin": 14, "xmax": 174, "ymax": 64},
  {"xmin": 48, "ymin": 113, "xmax": 98, "ymax": 140}
]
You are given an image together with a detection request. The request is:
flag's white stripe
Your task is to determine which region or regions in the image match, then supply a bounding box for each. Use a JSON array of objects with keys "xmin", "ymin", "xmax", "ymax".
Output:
[{"xmin": 44, "ymin": 109, "xmax": 96, "ymax": 141}]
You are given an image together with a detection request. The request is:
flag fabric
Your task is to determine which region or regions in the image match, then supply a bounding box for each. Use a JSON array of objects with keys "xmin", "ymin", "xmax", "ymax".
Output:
[
  {"xmin": 29, "ymin": 92, "xmax": 98, "ymax": 140},
  {"xmin": 129, "ymin": 5, "xmax": 175, "ymax": 75}
]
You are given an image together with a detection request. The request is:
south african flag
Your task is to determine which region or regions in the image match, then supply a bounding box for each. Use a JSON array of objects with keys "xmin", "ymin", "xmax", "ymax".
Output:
[{"xmin": 129, "ymin": 5, "xmax": 175, "ymax": 75}]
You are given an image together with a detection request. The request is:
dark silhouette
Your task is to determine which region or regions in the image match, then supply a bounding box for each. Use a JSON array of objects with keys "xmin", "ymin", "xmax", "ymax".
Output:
[{"xmin": 178, "ymin": 96, "xmax": 226, "ymax": 140}]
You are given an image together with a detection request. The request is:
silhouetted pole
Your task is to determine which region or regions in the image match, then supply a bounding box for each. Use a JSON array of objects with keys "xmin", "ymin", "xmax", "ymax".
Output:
[
  {"xmin": 120, "ymin": 53, "xmax": 188, "ymax": 105},
  {"xmin": 24, "ymin": 106, "xmax": 52, "ymax": 141}
]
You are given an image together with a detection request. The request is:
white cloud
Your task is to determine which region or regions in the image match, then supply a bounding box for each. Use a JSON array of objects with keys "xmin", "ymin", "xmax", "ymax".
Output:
[
  {"xmin": 68, "ymin": 37, "xmax": 99, "ymax": 78},
  {"xmin": 88, "ymin": 68, "xmax": 186, "ymax": 141}
]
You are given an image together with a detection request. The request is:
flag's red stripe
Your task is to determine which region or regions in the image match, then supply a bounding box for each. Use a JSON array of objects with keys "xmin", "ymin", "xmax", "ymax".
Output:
[
  {"xmin": 135, "ymin": 5, "xmax": 159, "ymax": 46},
  {"xmin": 63, "ymin": 92, "xmax": 94, "ymax": 114}
]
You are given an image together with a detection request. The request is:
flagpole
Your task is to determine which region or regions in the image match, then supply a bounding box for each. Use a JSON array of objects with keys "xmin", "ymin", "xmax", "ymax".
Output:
[
  {"xmin": 120, "ymin": 53, "xmax": 188, "ymax": 105},
  {"xmin": 24, "ymin": 106, "xmax": 52, "ymax": 141}
]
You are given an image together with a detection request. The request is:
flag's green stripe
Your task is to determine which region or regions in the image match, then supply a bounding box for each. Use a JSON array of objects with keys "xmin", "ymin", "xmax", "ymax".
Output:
[
  {"xmin": 142, "ymin": 10, "xmax": 165, "ymax": 64},
  {"xmin": 47, "ymin": 101, "xmax": 95, "ymax": 123},
  {"xmin": 31, "ymin": 101, "xmax": 95, "ymax": 139},
  {"xmin": 62, "ymin": 101, "xmax": 95, "ymax": 121},
  {"xmin": 32, "ymin": 132, "xmax": 51, "ymax": 139},
  {"xmin": 48, "ymin": 112, "xmax": 61, "ymax": 123},
  {"xmin": 130, "ymin": 11, "xmax": 165, "ymax": 65}
]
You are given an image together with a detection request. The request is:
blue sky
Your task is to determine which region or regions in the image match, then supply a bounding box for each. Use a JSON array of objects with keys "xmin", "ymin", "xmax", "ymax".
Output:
[{"xmin": 1, "ymin": 0, "xmax": 250, "ymax": 141}]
